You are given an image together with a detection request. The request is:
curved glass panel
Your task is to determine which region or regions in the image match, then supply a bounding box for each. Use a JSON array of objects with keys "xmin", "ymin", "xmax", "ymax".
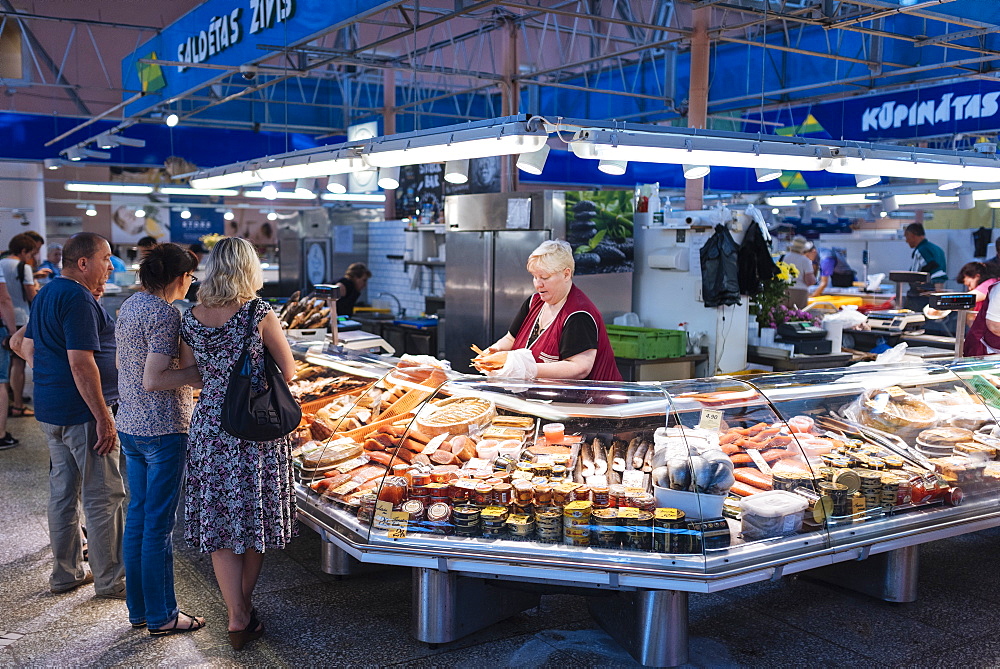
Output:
[
  {"xmin": 361, "ymin": 377, "xmax": 714, "ymax": 573},
  {"xmin": 748, "ymin": 361, "xmax": 1000, "ymax": 551},
  {"xmin": 662, "ymin": 377, "xmax": 832, "ymax": 570}
]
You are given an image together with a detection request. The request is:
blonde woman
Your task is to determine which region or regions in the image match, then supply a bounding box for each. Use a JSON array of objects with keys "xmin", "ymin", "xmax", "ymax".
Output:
[{"xmin": 178, "ymin": 237, "xmax": 296, "ymax": 650}]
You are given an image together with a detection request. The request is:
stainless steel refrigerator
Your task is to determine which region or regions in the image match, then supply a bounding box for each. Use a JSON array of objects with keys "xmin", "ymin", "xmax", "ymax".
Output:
[{"xmin": 444, "ymin": 192, "xmax": 564, "ymax": 373}]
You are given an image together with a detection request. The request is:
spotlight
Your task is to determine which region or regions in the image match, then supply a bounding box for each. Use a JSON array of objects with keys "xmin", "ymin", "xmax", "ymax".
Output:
[
  {"xmin": 805, "ymin": 197, "xmax": 822, "ymax": 215},
  {"xmin": 64, "ymin": 146, "xmax": 111, "ymax": 161},
  {"xmin": 958, "ymin": 190, "xmax": 975, "ymax": 210},
  {"xmin": 683, "ymin": 164, "xmax": 710, "ymax": 179},
  {"xmin": 95, "ymin": 132, "xmax": 145, "ymax": 149},
  {"xmin": 224, "ymin": 210, "xmax": 235, "ymax": 221},
  {"xmin": 135, "ymin": 207, "xmax": 146, "ymax": 218},
  {"xmin": 771, "ymin": 208, "xmax": 780, "ymax": 215},
  {"xmin": 44, "ymin": 158, "xmax": 63, "ymax": 170},
  {"xmin": 855, "ymin": 174, "xmax": 881, "ymax": 188},
  {"xmin": 598, "ymin": 159, "xmax": 627, "ymax": 175},
  {"xmin": 266, "ymin": 210, "xmax": 278, "ymax": 221},
  {"xmin": 444, "ymin": 159, "xmax": 469, "ymax": 184},
  {"xmin": 377, "ymin": 166, "xmax": 400, "ymax": 190},
  {"xmin": 755, "ymin": 167, "xmax": 782, "ymax": 183},
  {"xmin": 261, "ymin": 182, "xmax": 278, "ymax": 200},
  {"xmin": 180, "ymin": 209, "xmax": 191, "ymax": 219},
  {"xmin": 879, "ymin": 210, "xmax": 888, "ymax": 218},
  {"xmin": 881, "ymin": 194, "xmax": 898, "ymax": 212},
  {"xmin": 294, "ymin": 178, "xmax": 316, "ymax": 197},
  {"xmin": 516, "ymin": 144, "xmax": 551, "ymax": 175},
  {"xmin": 85, "ymin": 204, "xmax": 97, "ymax": 217},
  {"xmin": 165, "ymin": 113, "xmax": 179, "ymax": 127},
  {"xmin": 326, "ymin": 174, "xmax": 348, "ymax": 194},
  {"xmin": 938, "ymin": 179, "xmax": 962, "ymax": 191}
]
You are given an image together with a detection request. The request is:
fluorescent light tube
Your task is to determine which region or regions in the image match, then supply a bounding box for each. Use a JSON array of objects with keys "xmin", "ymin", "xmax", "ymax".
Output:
[
  {"xmin": 362, "ymin": 121, "xmax": 548, "ymax": 168},
  {"xmin": 827, "ymin": 148, "xmax": 1000, "ymax": 183},
  {"xmin": 65, "ymin": 182, "xmax": 154, "ymax": 194},
  {"xmin": 160, "ymin": 187, "xmax": 240, "ymax": 196},
  {"xmin": 190, "ymin": 166, "xmax": 261, "ymax": 190}
]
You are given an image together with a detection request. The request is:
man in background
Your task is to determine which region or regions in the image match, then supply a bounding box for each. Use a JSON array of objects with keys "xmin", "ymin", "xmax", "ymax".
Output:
[
  {"xmin": 1, "ymin": 233, "xmax": 38, "ymax": 418},
  {"xmin": 23, "ymin": 232, "xmax": 125, "ymax": 598},
  {"xmin": 904, "ymin": 222, "xmax": 947, "ymax": 311}
]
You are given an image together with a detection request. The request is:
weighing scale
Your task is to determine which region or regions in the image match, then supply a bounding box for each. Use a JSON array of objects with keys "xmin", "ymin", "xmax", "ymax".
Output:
[
  {"xmin": 928, "ymin": 292, "xmax": 978, "ymax": 359},
  {"xmin": 865, "ymin": 310, "xmax": 926, "ymax": 334}
]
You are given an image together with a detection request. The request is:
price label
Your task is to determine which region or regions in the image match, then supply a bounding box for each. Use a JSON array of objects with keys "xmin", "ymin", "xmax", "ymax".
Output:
[
  {"xmin": 386, "ymin": 511, "xmax": 408, "ymax": 539},
  {"xmin": 655, "ymin": 507, "xmax": 684, "ymax": 521},
  {"xmin": 618, "ymin": 506, "xmax": 641, "ymax": 518},
  {"xmin": 555, "ymin": 481, "xmax": 581, "ymax": 493},
  {"xmin": 332, "ymin": 480, "xmax": 361, "ymax": 496},
  {"xmin": 698, "ymin": 409, "xmax": 723, "ymax": 431},
  {"xmin": 622, "ymin": 470, "xmax": 645, "ymax": 488},
  {"xmin": 464, "ymin": 458, "xmax": 489, "ymax": 470},
  {"xmin": 747, "ymin": 449, "xmax": 772, "ymax": 475},
  {"xmin": 886, "ymin": 386, "xmax": 906, "ymax": 398},
  {"xmin": 335, "ymin": 455, "xmax": 369, "ymax": 473},
  {"xmin": 374, "ymin": 500, "xmax": 394, "ymax": 520},
  {"xmin": 508, "ymin": 514, "xmax": 530, "ymax": 524}
]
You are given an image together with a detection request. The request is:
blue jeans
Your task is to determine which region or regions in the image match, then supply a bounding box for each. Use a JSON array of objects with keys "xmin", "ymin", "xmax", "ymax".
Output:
[{"xmin": 119, "ymin": 432, "xmax": 187, "ymax": 628}]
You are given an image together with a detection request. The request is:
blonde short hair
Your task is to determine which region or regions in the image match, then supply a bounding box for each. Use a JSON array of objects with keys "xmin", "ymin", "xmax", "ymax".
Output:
[
  {"xmin": 197, "ymin": 237, "xmax": 263, "ymax": 307},
  {"xmin": 527, "ymin": 239, "xmax": 575, "ymax": 275}
]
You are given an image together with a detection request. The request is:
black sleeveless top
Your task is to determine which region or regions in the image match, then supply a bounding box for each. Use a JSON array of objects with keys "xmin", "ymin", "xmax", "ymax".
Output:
[{"xmin": 335, "ymin": 276, "xmax": 361, "ymax": 316}]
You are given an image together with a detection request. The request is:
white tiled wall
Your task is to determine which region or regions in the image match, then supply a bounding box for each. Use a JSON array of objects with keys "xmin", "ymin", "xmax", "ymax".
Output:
[{"xmin": 366, "ymin": 219, "xmax": 444, "ymax": 317}]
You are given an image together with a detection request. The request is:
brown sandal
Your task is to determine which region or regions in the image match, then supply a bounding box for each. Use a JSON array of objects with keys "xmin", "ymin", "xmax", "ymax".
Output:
[
  {"xmin": 228, "ymin": 609, "xmax": 263, "ymax": 650},
  {"xmin": 9, "ymin": 406, "xmax": 33, "ymax": 417}
]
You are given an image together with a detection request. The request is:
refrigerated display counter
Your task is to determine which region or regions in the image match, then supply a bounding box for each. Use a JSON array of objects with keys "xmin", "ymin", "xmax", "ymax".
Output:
[{"xmin": 291, "ymin": 345, "xmax": 1000, "ymax": 666}]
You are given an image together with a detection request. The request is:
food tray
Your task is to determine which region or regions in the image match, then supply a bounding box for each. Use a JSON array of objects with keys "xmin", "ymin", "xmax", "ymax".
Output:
[
  {"xmin": 606, "ymin": 325, "xmax": 686, "ymax": 360},
  {"xmin": 416, "ymin": 396, "xmax": 496, "ymax": 436}
]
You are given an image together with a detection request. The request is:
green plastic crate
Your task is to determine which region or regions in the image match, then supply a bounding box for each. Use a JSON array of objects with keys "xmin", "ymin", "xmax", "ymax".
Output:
[{"xmin": 606, "ymin": 325, "xmax": 687, "ymax": 360}]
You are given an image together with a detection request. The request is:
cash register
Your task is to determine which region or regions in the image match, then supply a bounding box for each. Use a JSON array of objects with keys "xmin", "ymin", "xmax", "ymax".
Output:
[{"xmin": 776, "ymin": 322, "xmax": 832, "ymax": 355}]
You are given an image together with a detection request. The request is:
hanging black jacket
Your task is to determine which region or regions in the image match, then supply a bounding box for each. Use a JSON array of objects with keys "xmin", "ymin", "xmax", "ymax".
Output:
[
  {"xmin": 700, "ymin": 224, "xmax": 741, "ymax": 308},
  {"xmin": 738, "ymin": 221, "xmax": 779, "ymax": 298}
]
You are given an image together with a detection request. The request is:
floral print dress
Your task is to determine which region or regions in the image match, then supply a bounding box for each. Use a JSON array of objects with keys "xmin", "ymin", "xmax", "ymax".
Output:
[{"xmin": 180, "ymin": 299, "xmax": 296, "ymax": 554}]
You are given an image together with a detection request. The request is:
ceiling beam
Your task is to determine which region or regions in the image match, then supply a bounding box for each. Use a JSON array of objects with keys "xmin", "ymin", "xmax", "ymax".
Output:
[
  {"xmin": 916, "ymin": 26, "xmax": 999, "ymax": 47},
  {"xmin": 826, "ymin": 0, "xmax": 957, "ymax": 30}
]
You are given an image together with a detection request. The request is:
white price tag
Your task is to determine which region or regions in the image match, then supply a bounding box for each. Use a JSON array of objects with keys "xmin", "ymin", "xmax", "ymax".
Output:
[
  {"xmin": 622, "ymin": 470, "xmax": 645, "ymax": 488},
  {"xmin": 698, "ymin": 409, "xmax": 723, "ymax": 431},
  {"xmin": 747, "ymin": 449, "xmax": 772, "ymax": 475}
]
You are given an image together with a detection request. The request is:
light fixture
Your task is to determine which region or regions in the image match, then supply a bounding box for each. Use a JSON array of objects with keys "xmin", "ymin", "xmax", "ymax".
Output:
[
  {"xmin": 326, "ymin": 174, "xmax": 348, "ymax": 194},
  {"xmin": 854, "ymin": 174, "xmax": 881, "ymax": 188},
  {"xmin": 826, "ymin": 146, "xmax": 1000, "ymax": 183},
  {"xmin": 65, "ymin": 182, "xmax": 154, "ymax": 194},
  {"xmin": 881, "ymin": 194, "xmax": 899, "ymax": 212},
  {"xmin": 805, "ymin": 197, "xmax": 822, "ymax": 215},
  {"xmin": 570, "ymin": 128, "xmax": 833, "ymax": 172},
  {"xmin": 85, "ymin": 204, "xmax": 97, "ymax": 217},
  {"xmin": 243, "ymin": 188, "xmax": 316, "ymax": 200},
  {"xmin": 294, "ymin": 178, "xmax": 316, "ymax": 197},
  {"xmin": 189, "ymin": 164, "xmax": 261, "ymax": 190},
  {"xmin": 771, "ymin": 208, "xmax": 780, "ymax": 215},
  {"xmin": 756, "ymin": 167, "xmax": 782, "ymax": 183},
  {"xmin": 377, "ymin": 166, "xmax": 400, "ymax": 190},
  {"xmin": 44, "ymin": 158, "xmax": 64, "ymax": 170},
  {"xmin": 160, "ymin": 186, "xmax": 240, "ymax": 196},
  {"xmin": 683, "ymin": 164, "xmax": 710, "ymax": 179},
  {"xmin": 135, "ymin": 207, "xmax": 146, "ymax": 218},
  {"xmin": 989, "ymin": 201, "xmax": 1000, "ymax": 209},
  {"xmin": 879, "ymin": 210, "xmax": 888, "ymax": 218},
  {"xmin": 320, "ymin": 193, "xmax": 387, "ymax": 203},
  {"xmin": 266, "ymin": 210, "xmax": 278, "ymax": 221},
  {"xmin": 958, "ymin": 190, "xmax": 976, "ymax": 210},
  {"xmin": 180, "ymin": 209, "xmax": 192, "ymax": 219},
  {"xmin": 224, "ymin": 210, "xmax": 235, "ymax": 220},
  {"xmin": 938, "ymin": 179, "xmax": 963, "ymax": 191},
  {"xmin": 444, "ymin": 159, "xmax": 469, "ymax": 184},
  {"xmin": 95, "ymin": 131, "xmax": 145, "ymax": 149},
  {"xmin": 63, "ymin": 146, "xmax": 111, "ymax": 161},
  {"xmin": 362, "ymin": 119, "xmax": 548, "ymax": 168},
  {"xmin": 599, "ymin": 159, "xmax": 628, "ymax": 176},
  {"xmin": 165, "ymin": 113, "xmax": 179, "ymax": 127},
  {"xmin": 516, "ymin": 144, "xmax": 551, "ymax": 175},
  {"xmin": 251, "ymin": 150, "xmax": 367, "ymax": 182},
  {"xmin": 260, "ymin": 182, "xmax": 278, "ymax": 200}
]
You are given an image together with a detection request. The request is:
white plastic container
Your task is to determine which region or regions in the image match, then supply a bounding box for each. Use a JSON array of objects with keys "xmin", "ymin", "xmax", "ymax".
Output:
[
  {"xmin": 739, "ymin": 490, "xmax": 809, "ymax": 540},
  {"xmin": 653, "ymin": 485, "xmax": 725, "ymax": 520}
]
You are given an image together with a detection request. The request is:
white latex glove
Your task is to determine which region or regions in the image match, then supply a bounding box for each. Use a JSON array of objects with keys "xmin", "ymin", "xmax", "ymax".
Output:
[{"xmin": 486, "ymin": 348, "xmax": 537, "ymax": 380}]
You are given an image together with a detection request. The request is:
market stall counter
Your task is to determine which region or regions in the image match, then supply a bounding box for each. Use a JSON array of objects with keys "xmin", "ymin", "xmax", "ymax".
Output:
[{"xmin": 289, "ymin": 342, "xmax": 1000, "ymax": 667}]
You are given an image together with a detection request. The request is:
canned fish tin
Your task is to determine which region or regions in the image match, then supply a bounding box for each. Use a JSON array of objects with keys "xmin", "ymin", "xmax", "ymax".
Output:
[
  {"xmin": 550, "ymin": 464, "xmax": 567, "ymax": 479},
  {"xmin": 401, "ymin": 499, "xmax": 426, "ymax": 522},
  {"xmin": 818, "ymin": 467, "xmax": 839, "ymax": 482},
  {"xmin": 686, "ymin": 517, "xmax": 731, "ymax": 552},
  {"xmin": 480, "ymin": 506, "xmax": 509, "ymax": 537},
  {"xmin": 883, "ymin": 455, "xmax": 905, "ymax": 469},
  {"xmin": 623, "ymin": 510, "xmax": 654, "ymax": 551},
  {"xmin": 505, "ymin": 513, "xmax": 535, "ymax": 540},
  {"xmin": 591, "ymin": 508, "xmax": 620, "ymax": 548},
  {"xmin": 653, "ymin": 507, "xmax": 690, "ymax": 554},
  {"xmin": 564, "ymin": 500, "xmax": 593, "ymax": 518},
  {"xmin": 772, "ymin": 472, "xmax": 801, "ymax": 492},
  {"xmin": 357, "ymin": 493, "xmax": 379, "ymax": 523},
  {"xmin": 831, "ymin": 469, "xmax": 861, "ymax": 494},
  {"xmin": 535, "ymin": 506, "xmax": 563, "ymax": 543},
  {"xmin": 452, "ymin": 505, "xmax": 481, "ymax": 537},
  {"xmin": 572, "ymin": 485, "xmax": 592, "ymax": 502}
]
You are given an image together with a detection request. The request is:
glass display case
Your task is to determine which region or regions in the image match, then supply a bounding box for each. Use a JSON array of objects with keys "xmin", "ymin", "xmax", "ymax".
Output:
[{"xmin": 292, "ymin": 350, "xmax": 1000, "ymax": 582}]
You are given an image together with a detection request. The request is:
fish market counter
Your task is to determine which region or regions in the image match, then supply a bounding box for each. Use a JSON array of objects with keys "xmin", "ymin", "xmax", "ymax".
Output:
[{"xmin": 289, "ymin": 344, "xmax": 1000, "ymax": 666}]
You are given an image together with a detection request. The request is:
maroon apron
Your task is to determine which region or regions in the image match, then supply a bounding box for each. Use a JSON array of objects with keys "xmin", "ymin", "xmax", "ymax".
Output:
[
  {"xmin": 511, "ymin": 285, "xmax": 622, "ymax": 382},
  {"xmin": 965, "ymin": 283, "xmax": 1000, "ymax": 356}
]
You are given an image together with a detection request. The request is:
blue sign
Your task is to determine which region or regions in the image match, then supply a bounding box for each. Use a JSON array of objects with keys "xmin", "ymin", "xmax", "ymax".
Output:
[
  {"xmin": 121, "ymin": 0, "xmax": 386, "ymax": 117},
  {"xmin": 170, "ymin": 199, "xmax": 224, "ymax": 245},
  {"xmin": 743, "ymin": 80, "xmax": 1000, "ymax": 143}
]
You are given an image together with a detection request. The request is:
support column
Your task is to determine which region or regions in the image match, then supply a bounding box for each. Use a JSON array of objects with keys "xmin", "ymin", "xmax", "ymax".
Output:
[
  {"xmin": 383, "ymin": 68, "xmax": 397, "ymax": 219},
  {"xmin": 500, "ymin": 17, "xmax": 519, "ymax": 193},
  {"xmin": 684, "ymin": 8, "xmax": 710, "ymax": 211},
  {"xmin": 588, "ymin": 589, "xmax": 689, "ymax": 667},
  {"xmin": 806, "ymin": 545, "xmax": 919, "ymax": 603}
]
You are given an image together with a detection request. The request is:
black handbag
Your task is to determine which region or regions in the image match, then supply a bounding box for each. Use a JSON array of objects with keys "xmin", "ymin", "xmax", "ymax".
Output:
[{"xmin": 221, "ymin": 300, "xmax": 301, "ymax": 441}]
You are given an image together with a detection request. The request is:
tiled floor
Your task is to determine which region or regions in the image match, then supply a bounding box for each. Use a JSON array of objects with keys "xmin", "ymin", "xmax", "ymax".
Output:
[{"xmin": 1, "ymin": 413, "xmax": 998, "ymax": 667}]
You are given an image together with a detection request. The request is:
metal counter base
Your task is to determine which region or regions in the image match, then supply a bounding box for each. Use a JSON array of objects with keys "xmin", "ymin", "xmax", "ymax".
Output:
[{"xmin": 805, "ymin": 544, "xmax": 919, "ymax": 603}]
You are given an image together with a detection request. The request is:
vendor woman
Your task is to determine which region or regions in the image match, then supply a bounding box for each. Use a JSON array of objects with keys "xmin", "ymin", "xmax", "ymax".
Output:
[
  {"xmin": 334, "ymin": 262, "xmax": 372, "ymax": 316},
  {"xmin": 484, "ymin": 240, "xmax": 622, "ymax": 381}
]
